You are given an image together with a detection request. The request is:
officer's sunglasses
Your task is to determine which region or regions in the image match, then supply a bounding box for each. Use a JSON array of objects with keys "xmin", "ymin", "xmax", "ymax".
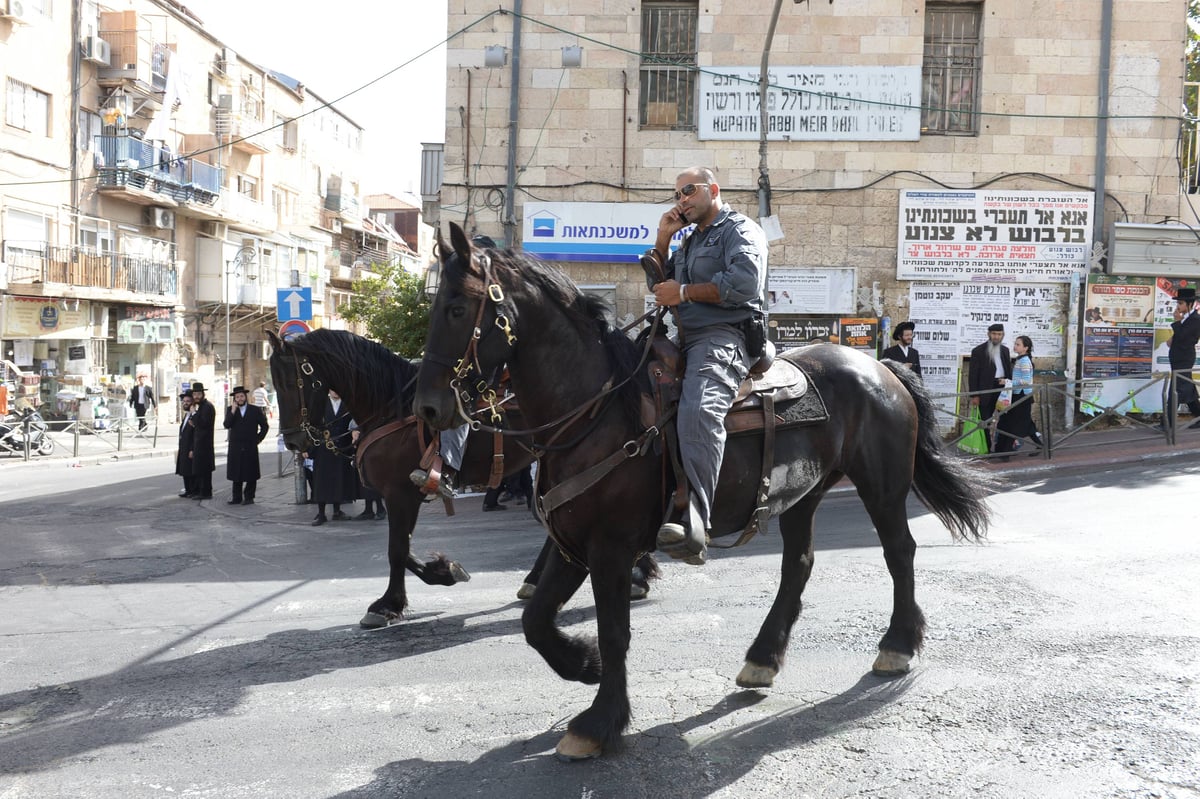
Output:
[{"xmin": 673, "ymin": 183, "xmax": 709, "ymax": 202}]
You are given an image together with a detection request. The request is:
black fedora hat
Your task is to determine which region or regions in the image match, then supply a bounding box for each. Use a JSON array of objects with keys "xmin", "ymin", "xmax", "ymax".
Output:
[
  {"xmin": 892, "ymin": 321, "xmax": 915, "ymax": 341},
  {"xmin": 1175, "ymin": 286, "xmax": 1197, "ymax": 302},
  {"xmin": 190, "ymin": 382, "xmax": 207, "ymax": 393},
  {"xmin": 180, "ymin": 389, "xmax": 193, "ymax": 399},
  {"xmin": 230, "ymin": 385, "xmax": 249, "ymax": 396}
]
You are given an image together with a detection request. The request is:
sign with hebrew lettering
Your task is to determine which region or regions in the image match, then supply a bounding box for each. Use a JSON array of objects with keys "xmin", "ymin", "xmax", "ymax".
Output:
[
  {"xmin": 698, "ymin": 66, "xmax": 921, "ymax": 141},
  {"xmin": 523, "ymin": 202, "xmax": 692, "ymax": 264},
  {"xmin": 897, "ymin": 190, "xmax": 1093, "ymax": 283}
]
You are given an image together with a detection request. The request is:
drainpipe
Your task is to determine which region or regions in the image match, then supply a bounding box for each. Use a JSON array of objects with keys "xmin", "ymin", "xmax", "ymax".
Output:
[
  {"xmin": 502, "ymin": 0, "xmax": 523, "ymax": 248},
  {"xmin": 70, "ymin": 0, "xmax": 82, "ymax": 217},
  {"xmin": 1092, "ymin": 0, "xmax": 1113, "ymax": 248},
  {"xmin": 758, "ymin": 0, "xmax": 784, "ymax": 218}
]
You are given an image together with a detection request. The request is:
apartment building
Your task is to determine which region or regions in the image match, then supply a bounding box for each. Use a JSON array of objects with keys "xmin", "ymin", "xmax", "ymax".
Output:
[
  {"xmin": 0, "ymin": 0, "xmax": 374, "ymax": 418},
  {"xmin": 432, "ymin": 0, "xmax": 1190, "ymax": 405}
]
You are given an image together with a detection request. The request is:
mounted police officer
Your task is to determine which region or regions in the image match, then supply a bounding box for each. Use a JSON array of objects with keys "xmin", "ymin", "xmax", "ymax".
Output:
[{"xmin": 645, "ymin": 166, "xmax": 768, "ymax": 565}]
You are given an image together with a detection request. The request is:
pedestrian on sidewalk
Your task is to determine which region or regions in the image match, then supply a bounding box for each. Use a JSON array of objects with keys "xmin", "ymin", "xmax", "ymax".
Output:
[
  {"xmin": 881, "ymin": 320, "xmax": 922, "ymax": 378},
  {"xmin": 304, "ymin": 389, "xmax": 358, "ymax": 526},
  {"xmin": 968, "ymin": 323, "xmax": 1013, "ymax": 453},
  {"xmin": 223, "ymin": 385, "xmax": 270, "ymax": 505},
  {"xmin": 175, "ymin": 389, "xmax": 196, "ymax": 497},
  {"xmin": 994, "ymin": 335, "xmax": 1043, "ymax": 455},
  {"xmin": 252, "ymin": 381, "xmax": 270, "ymax": 417},
  {"xmin": 188, "ymin": 382, "xmax": 216, "ymax": 500},
  {"xmin": 129, "ymin": 373, "xmax": 156, "ymax": 431},
  {"xmin": 1168, "ymin": 286, "xmax": 1200, "ymax": 429},
  {"xmin": 349, "ymin": 423, "xmax": 386, "ymax": 521}
]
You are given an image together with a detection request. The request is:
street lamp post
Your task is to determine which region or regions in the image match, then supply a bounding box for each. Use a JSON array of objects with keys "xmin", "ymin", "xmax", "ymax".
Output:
[{"xmin": 225, "ymin": 245, "xmax": 257, "ymax": 398}]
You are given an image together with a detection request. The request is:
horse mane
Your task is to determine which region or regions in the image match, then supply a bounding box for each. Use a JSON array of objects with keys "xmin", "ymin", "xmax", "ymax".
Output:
[
  {"xmin": 444, "ymin": 247, "xmax": 649, "ymax": 423},
  {"xmin": 288, "ymin": 328, "xmax": 419, "ymax": 418}
]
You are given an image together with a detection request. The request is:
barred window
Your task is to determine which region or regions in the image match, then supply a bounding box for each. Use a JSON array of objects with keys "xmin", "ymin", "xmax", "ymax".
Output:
[
  {"xmin": 639, "ymin": 1, "xmax": 698, "ymax": 131},
  {"xmin": 921, "ymin": 3, "xmax": 982, "ymax": 135}
]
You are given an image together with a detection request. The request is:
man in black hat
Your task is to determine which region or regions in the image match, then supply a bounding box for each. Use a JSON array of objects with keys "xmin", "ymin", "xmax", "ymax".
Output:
[
  {"xmin": 1168, "ymin": 286, "xmax": 1200, "ymax": 428},
  {"xmin": 968, "ymin": 323, "xmax": 1013, "ymax": 452},
  {"xmin": 188, "ymin": 382, "xmax": 216, "ymax": 499},
  {"xmin": 175, "ymin": 390, "xmax": 196, "ymax": 497},
  {"xmin": 223, "ymin": 385, "xmax": 270, "ymax": 504},
  {"xmin": 882, "ymin": 321, "xmax": 922, "ymax": 378}
]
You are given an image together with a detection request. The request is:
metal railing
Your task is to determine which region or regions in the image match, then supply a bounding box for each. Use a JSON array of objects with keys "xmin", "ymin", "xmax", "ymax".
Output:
[
  {"xmin": 0, "ymin": 413, "xmax": 159, "ymax": 462},
  {"xmin": 2, "ymin": 241, "xmax": 177, "ymax": 296},
  {"xmin": 95, "ymin": 134, "xmax": 223, "ymax": 203},
  {"xmin": 936, "ymin": 370, "xmax": 1190, "ymax": 460}
]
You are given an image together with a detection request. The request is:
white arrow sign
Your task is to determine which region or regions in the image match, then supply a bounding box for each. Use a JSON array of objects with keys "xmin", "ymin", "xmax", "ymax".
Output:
[{"xmin": 283, "ymin": 291, "xmax": 305, "ymax": 319}]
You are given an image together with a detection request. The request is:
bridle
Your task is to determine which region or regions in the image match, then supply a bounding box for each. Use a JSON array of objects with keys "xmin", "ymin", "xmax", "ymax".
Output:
[
  {"xmin": 275, "ymin": 348, "xmax": 358, "ymax": 454},
  {"xmin": 423, "ymin": 248, "xmax": 663, "ymax": 447}
]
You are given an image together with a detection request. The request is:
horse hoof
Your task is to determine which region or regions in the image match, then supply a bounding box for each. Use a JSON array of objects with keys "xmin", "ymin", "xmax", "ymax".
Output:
[
  {"xmin": 359, "ymin": 612, "xmax": 388, "ymax": 629},
  {"xmin": 735, "ymin": 662, "xmax": 777, "ymax": 688},
  {"xmin": 630, "ymin": 582, "xmax": 649, "ymax": 601},
  {"xmin": 872, "ymin": 650, "xmax": 912, "ymax": 676},
  {"xmin": 516, "ymin": 582, "xmax": 537, "ymax": 600},
  {"xmin": 555, "ymin": 731, "xmax": 602, "ymax": 762},
  {"xmin": 449, "ymin": 562, "xmax": 471, "ymax": 583}
]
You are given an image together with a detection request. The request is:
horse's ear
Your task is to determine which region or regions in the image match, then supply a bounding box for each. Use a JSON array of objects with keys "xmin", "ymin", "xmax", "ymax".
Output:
[
  {"xmin": 446, "ymin": 222, "xmax": 481, "ymax": 276},
  {"xmin": 265, "ymin": 328, "xmax": 283, "ymax": 353}
]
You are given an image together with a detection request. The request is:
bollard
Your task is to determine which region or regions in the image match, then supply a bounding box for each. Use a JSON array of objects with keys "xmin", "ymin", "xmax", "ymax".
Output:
[
  {"xmin": 294, "ymin": 459, "xmax": 308, "ymax": 505},
  {"xmin": 23, "ymin": 415, "xmax": 31, "ymax": 461},
  {"xmin": 117, "ymin": 418, "xmax": 125, "ymax": 451},
  {"xmin": 74, "ymin": 422, "xmax": 80, "ymax": 457}
]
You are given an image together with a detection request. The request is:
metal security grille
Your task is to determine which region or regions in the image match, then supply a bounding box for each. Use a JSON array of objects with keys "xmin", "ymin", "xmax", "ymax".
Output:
[
  {"xmin": 922, "ymin": 3, "xmax": 982, "ymax": 135},
  {"xmin": 639, "ymin": 1, "xmax": 698, "ymax": 130}
]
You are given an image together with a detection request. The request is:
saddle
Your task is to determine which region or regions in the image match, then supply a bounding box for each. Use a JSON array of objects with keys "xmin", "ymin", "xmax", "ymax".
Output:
[{"xmin": 642, "ymin": 334, "xmax": 829, "ymax": 548}]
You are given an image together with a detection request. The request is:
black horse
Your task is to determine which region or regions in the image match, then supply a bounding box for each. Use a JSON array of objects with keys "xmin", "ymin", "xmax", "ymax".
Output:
[
  {"xmin": 414, "ymin": 223, "xmax": 993, "ymax": 761},
  {"xmin": 269, "ymin": 328, "xmax": 657, "ymax": 628}
]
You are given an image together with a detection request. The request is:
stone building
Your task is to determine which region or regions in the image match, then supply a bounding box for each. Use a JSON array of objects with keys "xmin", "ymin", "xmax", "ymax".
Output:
[{"xmin": 429, "ymin": 0, "xmax": 1190, "ymax": 407}]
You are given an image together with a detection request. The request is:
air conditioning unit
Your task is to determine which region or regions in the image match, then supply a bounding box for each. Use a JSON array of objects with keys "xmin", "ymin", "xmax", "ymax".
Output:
[
  {"xmin": 331, "ymin": 218, "xmax": 343, "ymax": 234},
  {"xmin": 198, "ymin": 220, "xmax": 226, "ymax": 239},
  {"xmin": 216, "ymin": 94, "xmax": 233, "ymax": 111},
  {"xmin": 1, "ymin": 0, "xmax": 30, "ymax": 22},
  {"xmin": 83, "ymin": 36, "xmax": 110, "ymax": 66},
  {"xmin": 145, "ymin": 207, "xmax": 175, "ymax": 229}
]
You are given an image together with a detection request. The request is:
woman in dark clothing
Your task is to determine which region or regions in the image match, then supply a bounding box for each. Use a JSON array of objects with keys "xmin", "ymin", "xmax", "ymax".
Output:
[
  {"xmin": 994, "ymin": 335, "xmax": 1043, "ymax": 454},
  {"xmin": 303, "ymin": 390, "xmax": 359, "ymax": 525}
]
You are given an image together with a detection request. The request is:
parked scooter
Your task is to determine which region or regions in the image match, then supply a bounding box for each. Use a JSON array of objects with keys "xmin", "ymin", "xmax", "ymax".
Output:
[{"xmin": 0, "ymin": 406, "xmax": 55, "ymax": 456}]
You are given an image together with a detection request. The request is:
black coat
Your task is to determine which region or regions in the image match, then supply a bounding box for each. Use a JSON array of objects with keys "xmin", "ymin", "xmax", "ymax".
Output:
[
  {"xmin": 188, "ymin": 399, "xmax": 216, "ymax": 474},
  {"xmin": 224, "ymin": 403, "xmax": 269, "ymax": 482},
  {"xmin": 1169, "ymin": 311, "xmax": 1200, "ymax": 371},
  {"xmin": 881, "ymin": 344, "xmax": 922, "ymax": 378},
  {"xmin": 308, "ymin": 399, "xmax": 359, "ymax": 504},
  {"xmin": 968, "ymin": 341, "xmax": 1013, "ymax": 394},
  {"xmin": 175, "ymin": 411, "xmax": 194, "ymax": 477}
]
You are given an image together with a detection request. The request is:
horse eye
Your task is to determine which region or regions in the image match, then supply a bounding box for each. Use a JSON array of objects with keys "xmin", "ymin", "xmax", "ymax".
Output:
[{"xmin": 449, "ymin": 305, "xmax": 467, "ymax": 320}]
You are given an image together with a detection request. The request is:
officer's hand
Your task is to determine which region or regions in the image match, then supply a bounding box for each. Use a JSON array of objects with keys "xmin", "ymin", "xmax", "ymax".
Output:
[
  {"xmin": 658, "ymin": 205, "xmax": 688, "ymax": 237},
  {"xmin": 653, "ymin": 280, "xmax": 683, "ymax": 307}
]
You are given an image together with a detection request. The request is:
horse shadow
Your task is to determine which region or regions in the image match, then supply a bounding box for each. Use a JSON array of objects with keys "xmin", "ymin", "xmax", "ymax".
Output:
[
  {"xmin": 0, "ymin": 606, "xmax": 524, "ymax": 774},
  {"xmin": 327, "ymin": 673, "xmax": 914, "ymax": 798}
]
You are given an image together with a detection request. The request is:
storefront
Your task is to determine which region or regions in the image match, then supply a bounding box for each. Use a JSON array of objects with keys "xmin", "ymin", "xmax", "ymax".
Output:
[{"xmin": 0, "ymin": 295, "xmax": 95, "ymax": 417}]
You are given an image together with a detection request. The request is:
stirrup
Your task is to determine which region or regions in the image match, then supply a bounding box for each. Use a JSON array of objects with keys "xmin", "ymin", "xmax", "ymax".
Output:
[
  {"xmin": 656, "ymin": 522, "xmax": 707, "ymax": 566},
  {"xmin": 408, "ymin": 468, "xmax": 456, "ymax": 499}
]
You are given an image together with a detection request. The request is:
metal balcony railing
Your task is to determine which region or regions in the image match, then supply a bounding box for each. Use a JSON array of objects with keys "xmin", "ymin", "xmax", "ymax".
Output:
[
  {"xmin": 2, "ymin": 241, "xmax": 178, "ymax": 297},
  {"xmin": 94, "ymin": 135, "xmax": 222, "ymax": 204}
]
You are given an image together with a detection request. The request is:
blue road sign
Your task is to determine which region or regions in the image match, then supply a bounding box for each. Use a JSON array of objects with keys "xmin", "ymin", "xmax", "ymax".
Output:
[{"xmin": 276, "ymin": 287, "xmax": 313, "ymax": 322}]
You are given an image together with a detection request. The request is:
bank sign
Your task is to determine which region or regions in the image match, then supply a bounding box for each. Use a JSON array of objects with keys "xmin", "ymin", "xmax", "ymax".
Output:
[{"xmin": 522, "ymin": 202, "xmax": 692, "ymax": 263}]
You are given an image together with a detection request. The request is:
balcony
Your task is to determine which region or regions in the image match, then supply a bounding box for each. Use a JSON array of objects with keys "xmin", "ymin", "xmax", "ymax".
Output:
[
  {"xmin": 95, "ymin": 135, "xmax": 223, "ymax": 211},
  {"xmin": 97, "ymin": 28, "xmax": 169, "ymax": 107},
  {"xmin": 3, "ymin": 242, "xmax": 178, "ymax": 305},
  {"xmin": 219, "ymin": 191, "xmax": 276, "ymax": 234}
]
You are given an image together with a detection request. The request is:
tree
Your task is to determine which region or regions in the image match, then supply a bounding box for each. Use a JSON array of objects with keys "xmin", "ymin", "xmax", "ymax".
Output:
[
  {"xmin": 1187, "ymin": 1, "xmax": 1200, "ymax": 190},
  {"xmin": 339, "ymin": 261, "xmax": 431, "ymax": 357}
]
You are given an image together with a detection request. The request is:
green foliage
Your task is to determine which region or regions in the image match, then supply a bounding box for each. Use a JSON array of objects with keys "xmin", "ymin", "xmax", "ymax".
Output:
[
  {"xmin": 1191, "ymin": 1, "xmax": 1200, "ymax": 83},
  {"xmin": 339, "ymin": 262, "xmax": 431, "ymax": 358}
]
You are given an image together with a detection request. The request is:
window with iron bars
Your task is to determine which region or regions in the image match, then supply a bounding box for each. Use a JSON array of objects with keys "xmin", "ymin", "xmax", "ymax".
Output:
[
  {"xmin": 639, "ymin": 0, "xmax": 698, "ymax": 131},
  {"xmin": 921, "ymin": 3, "xmax": 982, "ymax": 135}
]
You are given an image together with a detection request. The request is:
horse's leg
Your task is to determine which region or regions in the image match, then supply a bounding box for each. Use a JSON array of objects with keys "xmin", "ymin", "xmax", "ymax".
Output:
[
  {"xmin": 518, "ymin": 537, "xmax": 553, "ymax": 600},
  {"xmin": 856, "ymin": 479, "xmax": 925, "ymax": 676},
  {"xmin": 737, "ymin": 489, "xmax": 826, "ymax": 688},
  {"xmin": 555, "ymin": 545, "xmax": 634, "ymax": 761},
  {"xmin": 521, "ymin": 547, "xmax": 593, "ymax": 682},
  {"xmin": 360, "ymin": 487, "xmax": 422, "ymax": 629}
]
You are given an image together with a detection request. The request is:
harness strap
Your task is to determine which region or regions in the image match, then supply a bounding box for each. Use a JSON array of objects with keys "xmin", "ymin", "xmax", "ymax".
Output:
[
  {"xmin": 489, "ymin": 429, "xmax": 505, "ymax": 489},
  {"xmin": 356, "ymin": 417, "xmax": 418, "ymax": 487}
]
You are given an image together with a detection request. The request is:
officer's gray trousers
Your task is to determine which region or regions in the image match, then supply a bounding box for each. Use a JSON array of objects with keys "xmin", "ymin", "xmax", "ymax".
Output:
[
  {"xmin": 439, "ymin": 423, "xmax": 469, "ymax": 471},
  {"xmin": 678, "ymin": 325, "xmax": 750, "ymax": 532}
]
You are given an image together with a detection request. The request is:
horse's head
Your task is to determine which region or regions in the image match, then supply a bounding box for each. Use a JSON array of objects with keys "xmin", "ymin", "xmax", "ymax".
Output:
[
  {"xmin": 266, "ymin": 328, "xmax": 329, "ymax": 452},
  {"xmin": 415, "ymin": 222, "xmax": 518, "ymax": 429}
]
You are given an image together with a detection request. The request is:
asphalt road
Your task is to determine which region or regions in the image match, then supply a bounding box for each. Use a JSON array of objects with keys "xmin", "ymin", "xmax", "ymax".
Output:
[{"xmin": 1, "ymin": 456, "xmax": 1197, "ymax": 798}]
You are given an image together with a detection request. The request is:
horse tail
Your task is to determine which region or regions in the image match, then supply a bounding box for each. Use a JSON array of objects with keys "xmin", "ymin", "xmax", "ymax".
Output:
[{"xmin": 883, "ymin": 361, "xmax": 993, "ymax": 542}]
